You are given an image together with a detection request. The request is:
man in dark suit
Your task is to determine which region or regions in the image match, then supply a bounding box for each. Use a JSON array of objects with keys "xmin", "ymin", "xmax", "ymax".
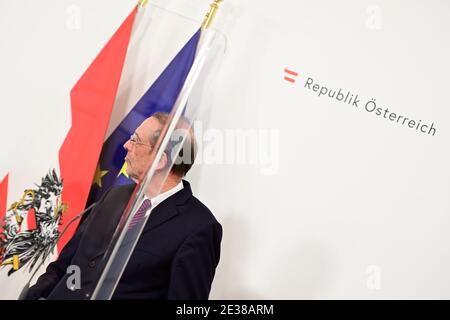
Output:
[{"xmin": 26, "ymin": 112, "xmax": 222, "ymax": 300}]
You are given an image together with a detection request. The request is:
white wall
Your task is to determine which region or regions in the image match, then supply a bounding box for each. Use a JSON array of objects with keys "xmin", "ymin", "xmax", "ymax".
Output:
[{"xmin": 1, "ymin": 0, "xmax": 449, "ymax": 299}]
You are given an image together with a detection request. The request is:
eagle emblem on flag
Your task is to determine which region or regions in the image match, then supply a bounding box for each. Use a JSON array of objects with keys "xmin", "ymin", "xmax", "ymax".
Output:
[{"xmin": 0, "ymin": 170, "xmax": 67, "ymax": 275}]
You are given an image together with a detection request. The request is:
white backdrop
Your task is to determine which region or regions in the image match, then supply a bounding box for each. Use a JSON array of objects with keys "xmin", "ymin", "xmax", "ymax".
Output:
[{"xmin": 1, "ymin": 0, "xmax": 449, "ymax": 299}]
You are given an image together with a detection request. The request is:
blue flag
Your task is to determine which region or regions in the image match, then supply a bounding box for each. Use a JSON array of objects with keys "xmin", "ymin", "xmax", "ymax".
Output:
[{"xmin": 87, "ymin": 29, "xmax": 201, "ymax": 206}]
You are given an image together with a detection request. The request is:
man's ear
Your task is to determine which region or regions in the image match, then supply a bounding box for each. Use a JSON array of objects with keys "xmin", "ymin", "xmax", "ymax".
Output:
[{"xmin": 156, "ymin": 152, "xmax": 168, "ymax": 170}]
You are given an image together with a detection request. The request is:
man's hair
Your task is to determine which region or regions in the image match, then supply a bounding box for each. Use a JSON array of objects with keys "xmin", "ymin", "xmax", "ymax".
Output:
[{"xmin": 149, "ymin": 112, "xmax": 197, "ymax": 177}]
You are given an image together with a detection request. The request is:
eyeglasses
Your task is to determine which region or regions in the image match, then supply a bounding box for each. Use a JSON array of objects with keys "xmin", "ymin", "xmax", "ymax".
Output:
[{"xmin": 128, "ymin": 133, "xmax": 152, "ymax": 148}]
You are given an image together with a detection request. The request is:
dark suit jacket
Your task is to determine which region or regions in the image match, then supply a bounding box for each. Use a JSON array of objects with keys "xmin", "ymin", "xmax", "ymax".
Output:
[{"xmin": 26, "ymin": 180, "xmax": 222, "ymax": 300}]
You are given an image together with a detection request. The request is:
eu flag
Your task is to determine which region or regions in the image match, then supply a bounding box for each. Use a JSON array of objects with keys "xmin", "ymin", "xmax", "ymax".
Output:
[{"xmin": 87, "ymin": 29, "xmax": 202, "ymax": 207}]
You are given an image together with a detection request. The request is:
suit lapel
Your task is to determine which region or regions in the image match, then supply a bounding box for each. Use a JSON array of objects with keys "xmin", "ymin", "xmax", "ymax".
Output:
[
  {"xmin": 142, "ymin": 179, "xmax": 192, "ymax": 234},
  {"xmin": 143, "ymin": 201, "xmax": 179, "ymax": 233}
]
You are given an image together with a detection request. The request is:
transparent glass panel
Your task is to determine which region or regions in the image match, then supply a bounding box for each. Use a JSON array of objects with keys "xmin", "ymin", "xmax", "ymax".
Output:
[{"xmin": 87, "ymin": 4, "xmax": 226, "ymax": 300}]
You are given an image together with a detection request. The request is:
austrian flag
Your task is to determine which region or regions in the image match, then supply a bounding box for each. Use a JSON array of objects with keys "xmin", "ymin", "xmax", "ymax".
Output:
[{"xmin": 0, "ymin": 6, "xmax": 138, "ymax": 298}]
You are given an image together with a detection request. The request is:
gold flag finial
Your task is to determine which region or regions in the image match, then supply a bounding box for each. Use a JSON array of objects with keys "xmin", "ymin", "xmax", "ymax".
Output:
[
  {"xmin": 137, "ymin": 0, "xmax": 149, "ymax": 8},
  {"xmin": 202, "ymin": 0, "xmax": 223, "ymax": 29}
]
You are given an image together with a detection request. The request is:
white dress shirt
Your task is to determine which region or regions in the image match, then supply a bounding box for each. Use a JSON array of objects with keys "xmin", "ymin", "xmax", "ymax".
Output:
[{"xmin": 141, "ymin": 181, "xmax": 184, "ymax": 217}]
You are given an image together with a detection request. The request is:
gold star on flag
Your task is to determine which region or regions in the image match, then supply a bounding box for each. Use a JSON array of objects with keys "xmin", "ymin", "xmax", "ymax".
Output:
[
  {"xmin": 117, "ymin": 162, "xmax": 129, "ymax": 178},
  {"xmin": 93, "ymin": 164, "xmax": 108, "ymax": 188}
]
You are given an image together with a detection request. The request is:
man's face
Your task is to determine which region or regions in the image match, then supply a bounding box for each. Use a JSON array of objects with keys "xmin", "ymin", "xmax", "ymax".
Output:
[{"xmin": 123, "ymin": 117, "xmax": 160, "ymax": 182}]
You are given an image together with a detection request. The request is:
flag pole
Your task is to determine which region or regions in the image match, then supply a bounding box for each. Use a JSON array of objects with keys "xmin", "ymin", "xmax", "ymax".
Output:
[
  {"xmin": 137, "ymin": 0, "xmax": 148, "ymax": 8},
  {"xmin": 202, "ymin": 0, "xmax": 224, "ymax": 29}
]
